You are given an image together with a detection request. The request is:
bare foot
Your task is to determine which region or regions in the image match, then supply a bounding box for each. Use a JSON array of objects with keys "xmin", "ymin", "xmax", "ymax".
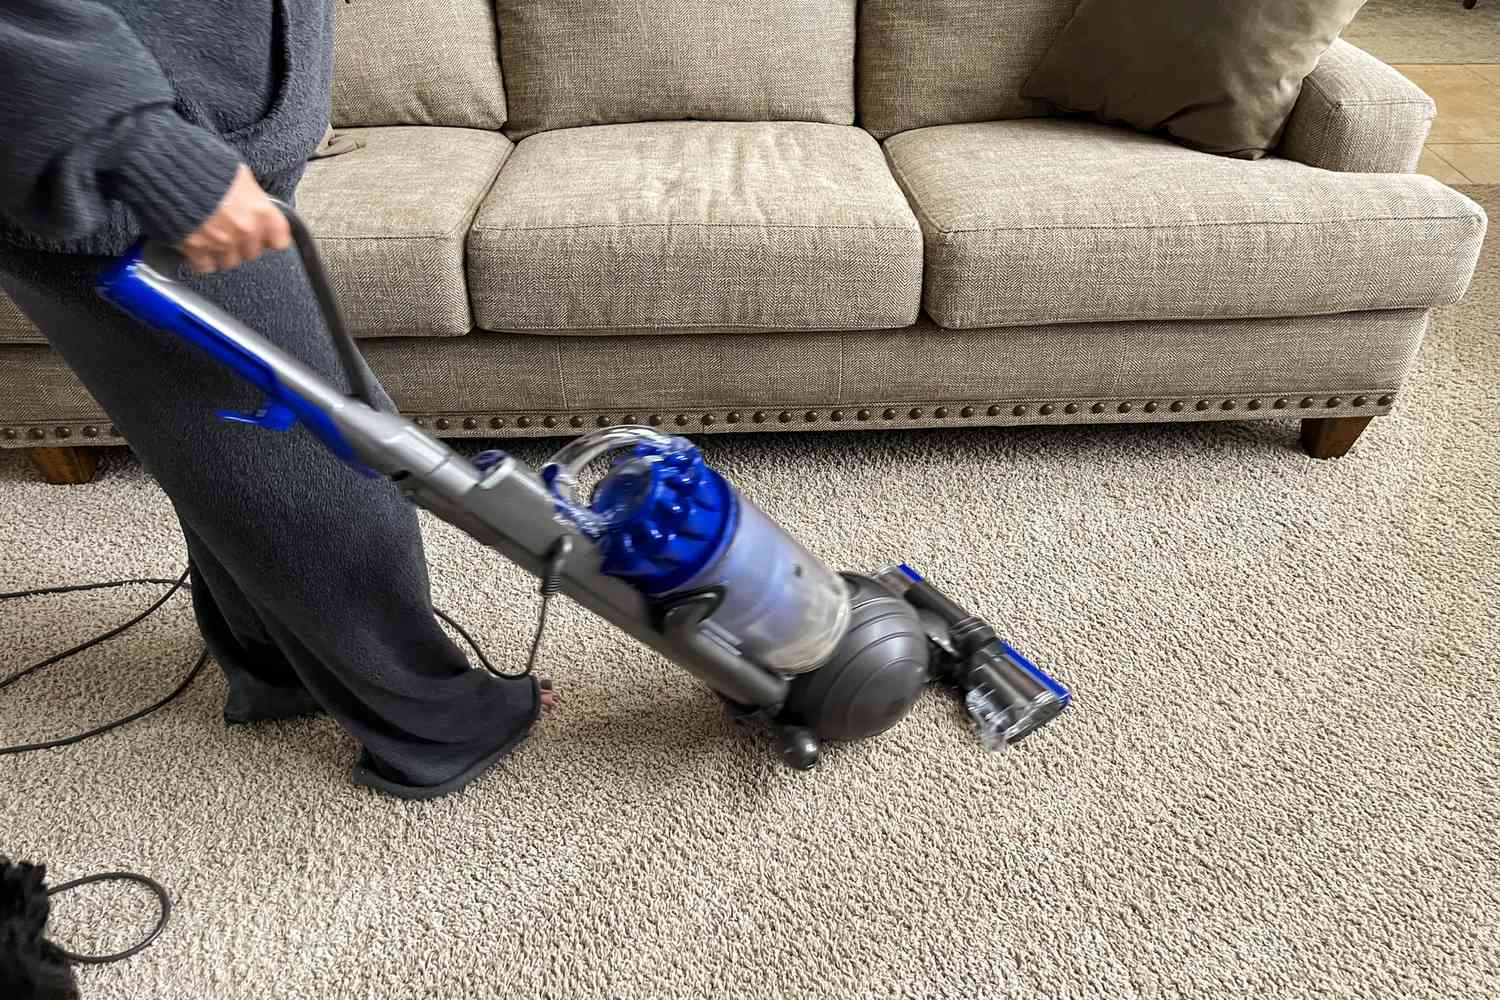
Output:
[{"xmin": 538, "ymin": 677, "xmax": 558, "ymax": 710}]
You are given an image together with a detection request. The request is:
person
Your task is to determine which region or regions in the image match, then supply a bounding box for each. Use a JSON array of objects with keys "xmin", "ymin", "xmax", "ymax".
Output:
[{"xmin": 0, "ymin": 1, "xmax": 550, "ymax": 799}]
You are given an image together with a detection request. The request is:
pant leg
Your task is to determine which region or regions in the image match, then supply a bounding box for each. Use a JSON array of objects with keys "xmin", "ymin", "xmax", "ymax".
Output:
[
  {"xmin": 0, "ymin": 245, "xmax": 538, "ymax": 794},
  {"xmin": 181, "ymin": 523, "xmax": 324, "ymax": 724}
]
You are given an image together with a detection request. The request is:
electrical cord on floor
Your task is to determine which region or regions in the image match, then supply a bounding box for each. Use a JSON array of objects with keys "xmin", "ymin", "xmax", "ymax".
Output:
[{"xmin": 46, "ymin": 871, "xmax": 172, "ymax": 965}]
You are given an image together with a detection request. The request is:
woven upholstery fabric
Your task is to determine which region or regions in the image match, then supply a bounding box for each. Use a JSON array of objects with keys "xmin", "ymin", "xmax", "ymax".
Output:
[
  {"xmin": 858, "ymin": 0, "xmax": 1079, "ymax": 140},
  {"xmin": 495, "ymin": 0, "xmax": 857, "ymax": 140},
  {"xmin": 467, "ymin": 122, "xmax": 922, "ymax": 333},
  {"xmin": 331, "ymin": 0, "xmax": 506, "ymax": 129},
  {"xmin": 0, "ymin": 290, "xmax": 42, "ymax": 345},
  {"xmin": 298, "ymin": 126, "xmax": 511, "ymax": 338},
  {"xmin": 1280, "ymin": 41, "xmax": 1437, "ymax": 174},
  {"xmin": 886, "ymin": 120, "xmax": 1489, "ymax": 330},
  {"xmin": 0, "ymin": 309, "xmax": 1428, "ymax": 429}
]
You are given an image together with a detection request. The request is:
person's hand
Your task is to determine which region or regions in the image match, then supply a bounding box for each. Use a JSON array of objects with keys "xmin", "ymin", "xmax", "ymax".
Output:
[{"xmin": 176, "ymin": 164, "xmax": 291, "ymax": 273}]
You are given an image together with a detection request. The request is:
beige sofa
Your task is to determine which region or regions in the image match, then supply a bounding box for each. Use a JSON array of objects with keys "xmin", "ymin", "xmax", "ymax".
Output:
[{"xmin": 0, "ymin": 0, "xmax": 1488, "ymax": 480}]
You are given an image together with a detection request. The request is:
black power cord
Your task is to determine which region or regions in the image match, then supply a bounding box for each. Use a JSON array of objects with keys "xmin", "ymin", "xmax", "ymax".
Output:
[{"xmin": 46, "ymin": 871, "xmax": 172, "ymax": 965}]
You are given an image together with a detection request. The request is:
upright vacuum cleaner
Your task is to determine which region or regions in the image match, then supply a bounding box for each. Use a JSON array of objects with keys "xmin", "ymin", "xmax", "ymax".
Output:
[{"xmin": 96, "ymin": 206, "xmax": 1070, "ymax": 768}]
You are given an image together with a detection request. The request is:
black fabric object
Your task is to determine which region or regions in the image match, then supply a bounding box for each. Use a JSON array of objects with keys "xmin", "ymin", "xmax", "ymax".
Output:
[
  {"xmin": 0, "ymin": 0, "xmax": 333, "ymax": 255},
  {"xmin": 0, "ymin": 859, "xmax": 79, "ymax": 1000},
  {"xmin": 0, "ymin": 242, "xmax": 540, "ymax": 797}
]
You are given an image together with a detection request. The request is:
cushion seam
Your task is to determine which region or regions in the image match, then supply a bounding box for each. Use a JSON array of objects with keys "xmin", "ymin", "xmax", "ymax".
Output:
[
  {"xmin": 470, "ymin": 222, "xmax": 921, "ymax": 234},
  {"xmin": 924, "ymin": 214, "xmax": 1484, "ymax": 238}
]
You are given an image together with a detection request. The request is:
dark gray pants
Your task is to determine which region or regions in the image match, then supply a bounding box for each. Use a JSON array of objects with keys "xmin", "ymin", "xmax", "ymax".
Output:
[{"xmin": 0, "ymin": 244, "xmax": 538, "ymax": 798}]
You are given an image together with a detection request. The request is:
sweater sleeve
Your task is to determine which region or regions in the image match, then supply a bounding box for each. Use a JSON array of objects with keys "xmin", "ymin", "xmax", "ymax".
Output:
[{"xmin": 0, "ymin": 0, "xmax": 241, "ymax": 244}]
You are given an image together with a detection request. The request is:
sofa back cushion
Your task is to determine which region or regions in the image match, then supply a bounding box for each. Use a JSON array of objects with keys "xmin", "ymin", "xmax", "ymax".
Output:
[
  {"xmin": 496, "ymin": 0, "xmax": 857, "ymax": 140},
  {"xmin": 332, "ymin": 0, "xmax": 507, "ymax": 129},
  {"xmin": 859, "ymin": 0, "xmax": 1081, "ymax": 139}
]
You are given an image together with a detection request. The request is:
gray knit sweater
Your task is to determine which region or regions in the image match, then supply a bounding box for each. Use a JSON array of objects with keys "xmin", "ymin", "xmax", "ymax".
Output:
[{"xmin": 0, "ymin": 0, "xmax": 331, "ymax": 257}]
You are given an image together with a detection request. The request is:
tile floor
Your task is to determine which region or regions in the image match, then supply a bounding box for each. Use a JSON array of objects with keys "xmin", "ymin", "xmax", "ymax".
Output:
[{"xmin": 1395, "ymin": 63, "xmax": 1500, "ymax": 183}]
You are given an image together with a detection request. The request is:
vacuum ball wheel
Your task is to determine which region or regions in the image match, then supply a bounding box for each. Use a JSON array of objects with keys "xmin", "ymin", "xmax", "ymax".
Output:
[{"xmin": 777, "ymin": 726, "xmax": 821, "ymax": 770}]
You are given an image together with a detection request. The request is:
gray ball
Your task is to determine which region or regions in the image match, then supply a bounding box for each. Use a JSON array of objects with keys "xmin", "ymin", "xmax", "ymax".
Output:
[{"xmin": 782, "ymin": 575, "xmax": 930, "ymax": 742}]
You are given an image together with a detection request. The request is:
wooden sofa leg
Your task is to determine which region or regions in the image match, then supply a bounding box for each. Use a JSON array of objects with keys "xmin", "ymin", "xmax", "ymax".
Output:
[
  {"xmin": 1301, "ymin": 416, "xmax": 1375, "ymax": 459},
  {"xmin": 28, "ymin": 446, "xmax": 101, "ymax": 484}
]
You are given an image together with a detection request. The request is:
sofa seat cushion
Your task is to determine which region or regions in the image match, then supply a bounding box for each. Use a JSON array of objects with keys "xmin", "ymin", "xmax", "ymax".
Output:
[
  {"xmin": 297, "ymin": 126, "xmax": 512, "ymax": 338},
  {"xmin": 467, "ymin": 122, "xmax": 923, "ymax": 333},
  {"xmin": 886, "ymin": 119, "xmax": 1488, "ymax": 330}
]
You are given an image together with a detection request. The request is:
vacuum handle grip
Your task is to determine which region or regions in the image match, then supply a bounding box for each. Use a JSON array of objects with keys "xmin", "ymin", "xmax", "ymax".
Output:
[{"xmin": 139, "ymin": 201, "xmax": 380, "ymax": 409}]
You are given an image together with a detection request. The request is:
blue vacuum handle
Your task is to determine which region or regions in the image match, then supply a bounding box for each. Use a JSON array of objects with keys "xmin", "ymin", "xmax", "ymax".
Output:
[{"xmin": 96, "ymin": 203, "xmax": 381, "ymax": 474}]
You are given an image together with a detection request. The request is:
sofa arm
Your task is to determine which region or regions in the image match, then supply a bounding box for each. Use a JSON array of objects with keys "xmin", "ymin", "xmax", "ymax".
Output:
[{"xmin": 1280, "ymin": 40, "xmax": 1436, "ymax": 173}]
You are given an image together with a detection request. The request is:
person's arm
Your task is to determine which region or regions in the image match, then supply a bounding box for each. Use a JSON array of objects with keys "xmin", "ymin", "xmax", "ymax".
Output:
[{"xmin": 0, "ymin": 0, "xmax": 288, "ymax": 271}]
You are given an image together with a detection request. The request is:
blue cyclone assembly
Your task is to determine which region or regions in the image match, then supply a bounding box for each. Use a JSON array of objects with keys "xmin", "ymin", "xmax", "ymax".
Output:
[{"xmin": 95, "ymin": 205, "xmax": 1071, "ymax": 768}]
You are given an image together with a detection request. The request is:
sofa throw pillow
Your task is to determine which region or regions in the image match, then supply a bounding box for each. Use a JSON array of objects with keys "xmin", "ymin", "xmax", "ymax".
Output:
[{"xmin": 1021, "ymin": 0, "xmax": 1367, "ymax": 159}]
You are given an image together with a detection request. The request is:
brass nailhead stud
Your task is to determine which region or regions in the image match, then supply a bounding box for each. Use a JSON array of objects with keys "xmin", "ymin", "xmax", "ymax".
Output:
[
  {"xmin": 1247, "ymin": 400, "xmax": 1261, "ymax": 411},
  {"xmin": 463, "ymin": 417, "xmax": 478, "ymax": 430},
  {"xmin": 624, "ymin": 414, "xmax": 640, "ymax": 425},
  {"xmin": 1091, "ymin": 403, "xmax": 1106, "ymax": 414},
  {"xmin": 542, "ymin": 415, "xmax": 557, "ymax": 428},
  {"xmin": 934, "ymin": 407, "xmax": 949, "ymax": 418},
  {"xmin": 1221, "ymin": 400, "xmax": 1236, "ymax": 411},
  {"xmin": 1170, "ymin": 401, "xmax": 1185, "ymax": 413},
  {"xmin": 1, "ymin": 428, "xmax": 15, "ymax": 439},
  {"xmin": 1378, "ymin": 395, "xmax": 1394, "ymax": 407},
  {"xmin": 988, "ymin": 405, "xmax": 1002, "ymax": 417},
  {"xmin": 517, "ymin": 416, "xmax": 531, "ymax": 428},
  {"xmin": 490, "ymin": 417, "xmax": 505, "ymax": 429},
  {"xmin": 961, "ymin": 406, "xmax": 975, "ymax": 418},
  {"xmin": 677, "ymin": 415, "xmax": 690, "ymax": 426},
  {"xmin": 884, "ymin": 408, "xmax": 898, "ymax": 420},
  {"xmin": 1065, "ymin": 403, "xmax": 1079, "ymax": 415},
  {"xmin": 83, "ymin": 426, "xmax": 99, "ymax": 438},
  {"xmin": 857, "ymin": 409, "xmax": 872, "ymax": 421},
  {"xmin": 1195, "ymin": 401, "xmax": 1210, "ymax": 412},
  {"xmin": 414, "ymin": 417, "xmax": 427, "ymax": 427},
  {"xmin": 830, "ymin": 410, "xmax": 844, "ymax": 422},
  {"xmin": 28, "ymin": 428, "xmax": 45, "ymax": 440},
  {"xmin": 1118, "ymin": 402, "xmax": 1132, "ymax": 414},
  {"xmin": 702, "ymin": 414, "xmax": 716, "ymax": 425},
  {"xmin": 1274, "ymin": 398, "xmax": 1289, "ymax": 410},
  {"xmin": 753, "ymin": 411, "xmax": 767, "ymax": 424},
  {"xmin": 55, "ymin": 427, "xmax": 71, "ymax": 439},
  {"xmin": 727, "ymin": 411, "xmax": 741, "ymax": 424},
  {"xmin": 649, "ymin": 414, "xmax": 664, "ymax": 426},
  {"xmin": 1040, "ymin": 404, "xmax": 1055, "ymax": 416},
  {"xmin": 909, "ymin": 408, "xmax": 923, "ymax": 419},
  {"xmin": 805, "ymin": 411, "xmax": 818, "ymax": 422},
  {"xmin": 436, "ymin": 418, "xmax": 451, "ymax": 430},
  {"xmin": 570, "ymin": 416, "xmax": 584, "ymax": 428},
  {"xmin": 1353, "ymin": 396, "xmax": 1368, "ymax": 407},
  {"xmin": 1013, "ymin": 405, "xmax": 1027, "ymax": 417},
  {"xmin": 597, "ymin": 416, "xmax": 611, "ymax": 427},
  {"xmin": 1300, "ymin": 398, "xmax": 1315, "ymax": 409},
  {"xmin": 1144, "ymin": 401, "xmax": 1158, "ymax": 413},
  {"xmin": 779, "ymin": 411, "xmax": 793, "ymax": 423},
  {"xmin": 1326, "ymin": 397, "xmax": 1342, "ymax": 408}
]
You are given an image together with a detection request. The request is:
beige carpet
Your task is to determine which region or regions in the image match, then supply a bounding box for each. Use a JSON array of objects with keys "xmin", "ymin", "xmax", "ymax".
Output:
[
  {"xmin": 2, "ymin": 187, "xmax": 1496, "ymax": 1000},
  {"xmin": 1346, "ymin": 0, "xmax": 1500, "ymax": 64}
]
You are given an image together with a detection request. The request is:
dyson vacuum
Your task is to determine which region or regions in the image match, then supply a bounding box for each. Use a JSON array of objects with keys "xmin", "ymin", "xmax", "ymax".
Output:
[{"xmin": 95, "ymin": 206, "xmax": 1070, "ymax": 768}]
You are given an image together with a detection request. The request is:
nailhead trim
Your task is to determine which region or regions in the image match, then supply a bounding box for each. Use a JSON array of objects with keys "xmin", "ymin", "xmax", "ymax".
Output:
[{"xmin": 6, "ymin": 393, "xmax": 1402, "ymax": 450}]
